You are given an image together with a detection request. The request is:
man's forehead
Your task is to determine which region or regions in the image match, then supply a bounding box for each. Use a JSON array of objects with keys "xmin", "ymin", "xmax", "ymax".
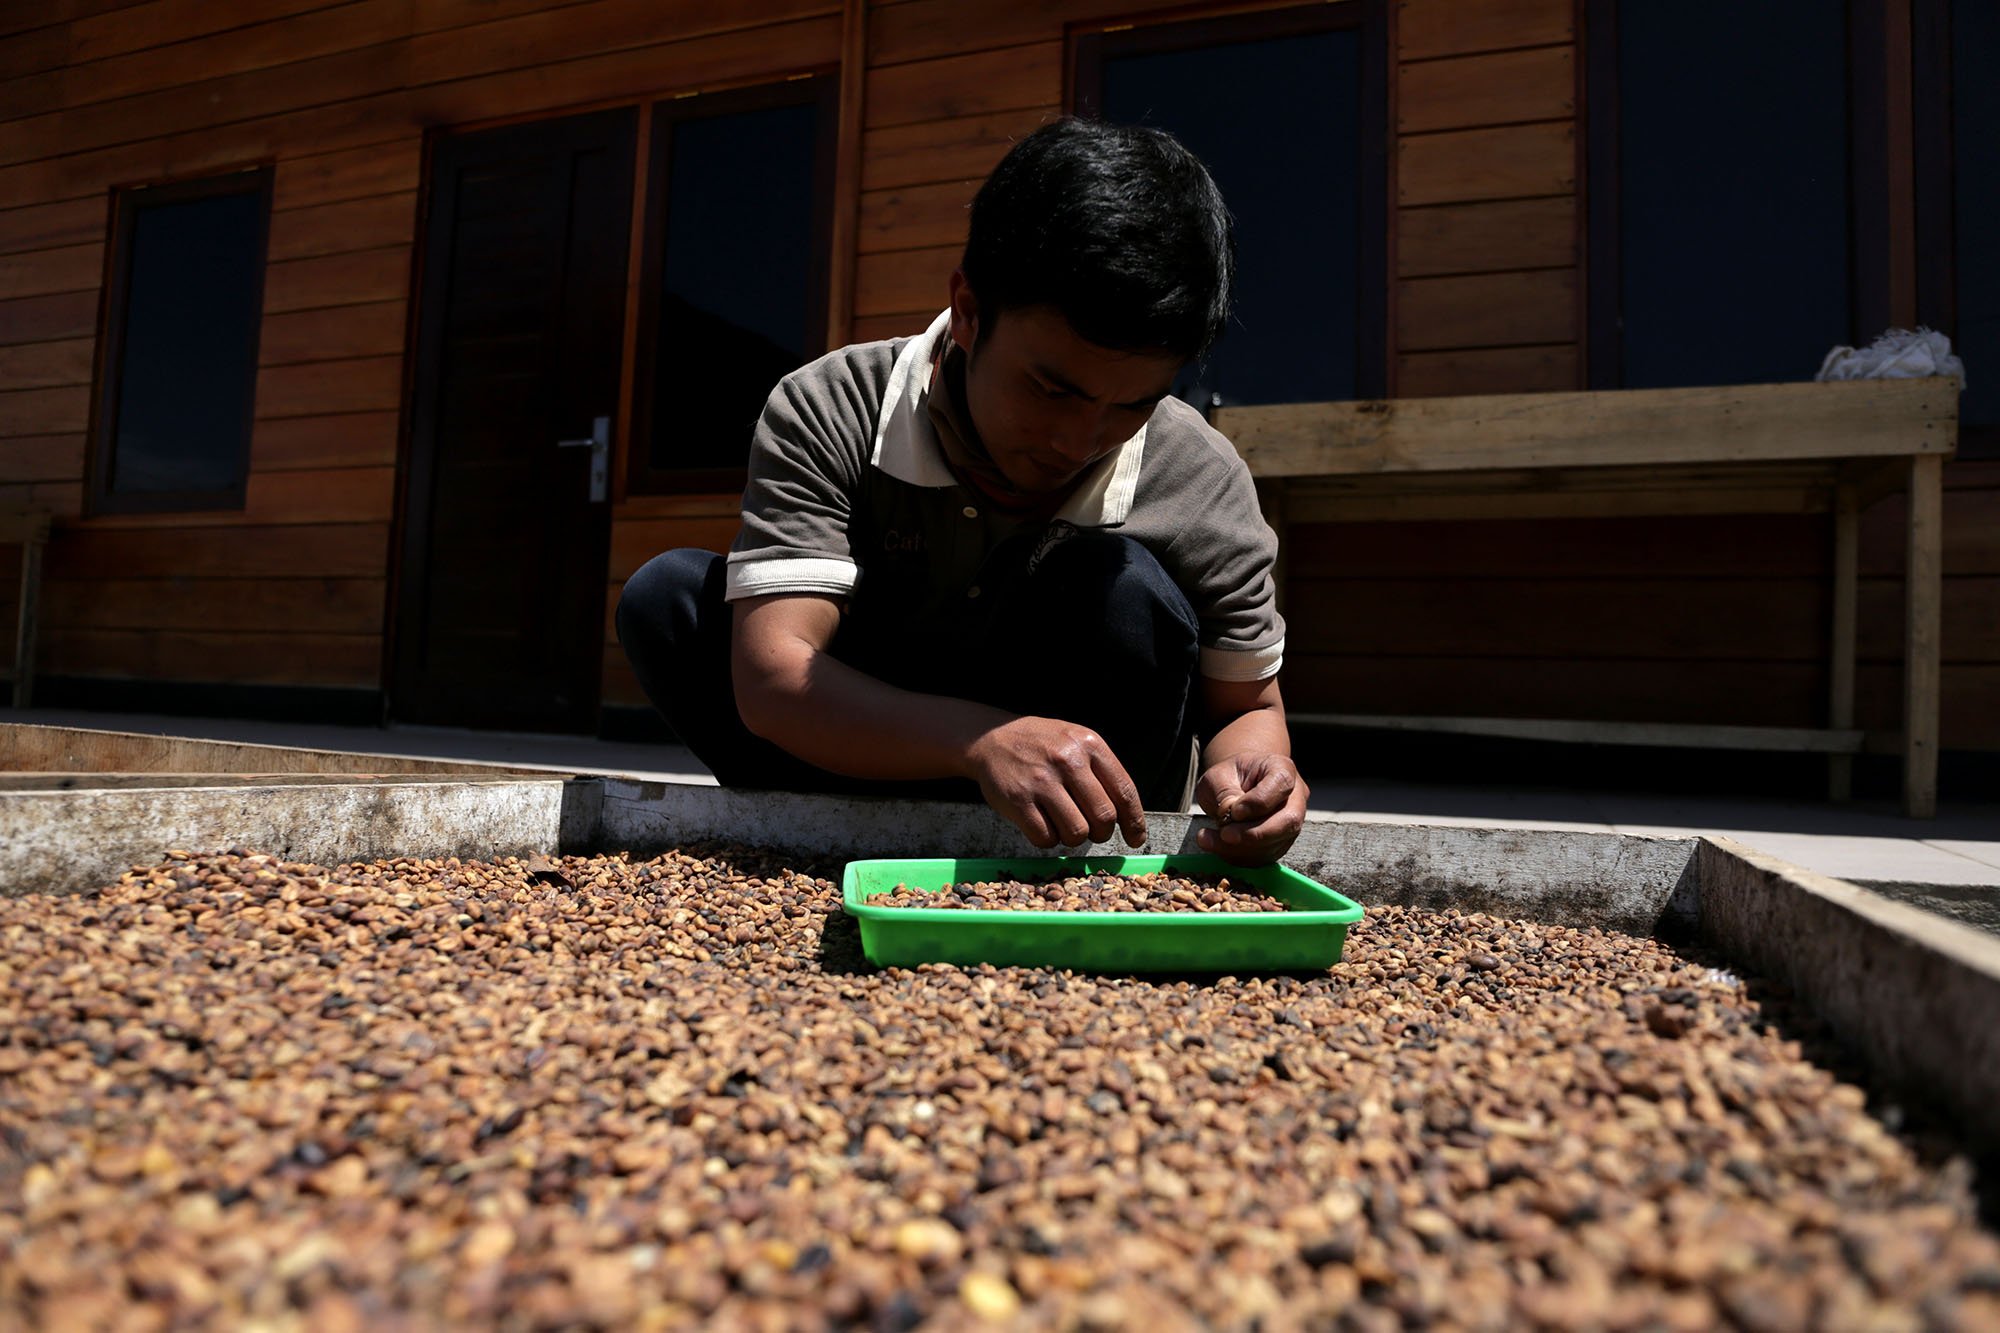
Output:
[{"xmin": 998, "ymin": 305, "xmax": 1184, "ymax": 401}]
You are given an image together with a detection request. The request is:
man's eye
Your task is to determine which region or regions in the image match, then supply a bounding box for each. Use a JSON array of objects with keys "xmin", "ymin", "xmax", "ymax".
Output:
[{"xmin": 1034, "ymin": 381, "xmax": 1069, "ymax": 400}]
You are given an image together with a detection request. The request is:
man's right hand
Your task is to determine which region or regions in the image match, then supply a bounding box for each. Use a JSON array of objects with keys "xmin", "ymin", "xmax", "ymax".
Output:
[
  {"xmin": 963, "ymin": 716, "xmax": 1148, "ymax": 849},
  {"xmin": 735, "ymin": 596, "xmax": 1146, "ymax": 848}
]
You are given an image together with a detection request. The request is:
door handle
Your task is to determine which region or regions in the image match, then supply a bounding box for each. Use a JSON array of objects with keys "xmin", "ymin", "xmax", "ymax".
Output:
[{"xmin": 555, "ymin": 415, "xmax": 610, "ymax": 503}]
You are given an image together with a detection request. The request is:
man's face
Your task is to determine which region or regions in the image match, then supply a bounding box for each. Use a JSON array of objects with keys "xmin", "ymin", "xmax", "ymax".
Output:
[{"xmin": 947, "ymin": 272, "xmax": 1185, "ymax": 497}]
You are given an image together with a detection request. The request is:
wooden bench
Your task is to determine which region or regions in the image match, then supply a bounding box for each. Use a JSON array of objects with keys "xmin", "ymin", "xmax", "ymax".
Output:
[
  {"xmin": 1213, "ymin": 377, "xmax": 1959, "ymax": 818},
  {"xmin": 0, "ymin": 513, "xmax": 50, "ymax": 710}
]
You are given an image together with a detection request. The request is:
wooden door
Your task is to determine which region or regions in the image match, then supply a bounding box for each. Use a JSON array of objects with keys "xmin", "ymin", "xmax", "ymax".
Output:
[{"xmin": 393, "ymin": 109, "xmax": 635, "ymax": 731}]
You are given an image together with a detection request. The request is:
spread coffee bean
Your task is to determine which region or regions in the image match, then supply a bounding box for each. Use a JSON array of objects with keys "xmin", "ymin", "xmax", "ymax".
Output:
[
  {"xmin": 866, "ymin": 871, "xmax": 1287, "ymax": 913},
  {"xmin": 2, "ymin": 847, "xmax": 1995, "ymax": 1330}
]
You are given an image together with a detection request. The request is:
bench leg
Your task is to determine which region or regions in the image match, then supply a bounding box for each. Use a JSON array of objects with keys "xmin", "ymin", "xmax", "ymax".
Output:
[
  {"xmin": 1828, "ymin": 484, "xmax": 1858, "ymax": 800},
  {"xmin": 1255, "ymin": 477, "xmax": 1290, "ymax": 618},
  {"xmin": 1903, "ymin": 454, "xmax": 1942, "ymax": 818}
]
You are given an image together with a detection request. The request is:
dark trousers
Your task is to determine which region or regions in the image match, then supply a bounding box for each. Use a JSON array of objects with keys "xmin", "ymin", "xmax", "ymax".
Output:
[{"xmin": 614, "ymin": 531, "xmax": 1202, "ymax": 810}]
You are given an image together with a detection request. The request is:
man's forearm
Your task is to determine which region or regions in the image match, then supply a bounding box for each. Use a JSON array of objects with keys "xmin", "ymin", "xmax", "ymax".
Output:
[
  {"xmin": 1193, "ymin": 687, "xmax": 1306, "ymax": 862},
  {"xmin": 737, "ymin": 651, "xmax": 1014, "ymax": 781},
  {"xmin": 1203, "ymin": 699, "xmax": 1291, "ymax": 769}
]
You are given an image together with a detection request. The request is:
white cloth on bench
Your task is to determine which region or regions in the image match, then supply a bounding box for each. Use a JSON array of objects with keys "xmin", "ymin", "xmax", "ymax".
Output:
[{"xmin": 1817, "ymin": 327, "xmax": 1966, "ymax": 384}]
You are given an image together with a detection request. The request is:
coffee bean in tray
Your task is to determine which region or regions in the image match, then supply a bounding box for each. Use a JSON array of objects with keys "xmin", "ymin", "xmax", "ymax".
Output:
[{"xmin": 865, "ymin": 870, "xmax": 1288, "ymax": 913}]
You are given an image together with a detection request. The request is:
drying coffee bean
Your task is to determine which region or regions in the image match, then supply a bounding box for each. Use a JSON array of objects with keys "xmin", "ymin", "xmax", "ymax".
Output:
[{"xmin": 0, "ymin": 848, "xmax": 1994, "ymax": 1331}]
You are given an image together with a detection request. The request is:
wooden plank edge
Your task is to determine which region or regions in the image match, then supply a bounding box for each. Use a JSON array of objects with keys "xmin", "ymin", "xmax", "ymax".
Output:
[
  {"xmin": 0, "ymin": 772, "xmax": 549, "ymax": 790},
  {"xmin": 1284, "ymin": 489, "xmax": 1833, "ymax": 523},
  {"xmin": 1287, "ymin": 713, "xmax": 1868, "ymax": 754},
  {"xmin": 0, "ymin": 722, "xmax": 562, "ymax": 777},
  {"xmin": 1904, "ymin": 454, "xmax": 1943, "ymax": 817},
  {"xmin": 1215, "ymin": 378, "xmax": 1963, "ymax": 478},
  {"xmin": 824, "ymin": 0, "xmax": 867, "ymax": 349}
]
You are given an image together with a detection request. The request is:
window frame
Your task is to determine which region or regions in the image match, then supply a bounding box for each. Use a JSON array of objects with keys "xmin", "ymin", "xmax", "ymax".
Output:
[
  {"xmin": 625, "ymin": 74, "xmax": 840, "ymax": 497},
  {"xmin": 1583, "ymin": 0, "xmax": 1893, "ymax": 392},
  {"xmin": 87, "ymin": 166, "xmax": 274, "ymax": 516},
  {"xmin": 1912, "ymin": 0, "xmax": 1955, "ymax": 343},
  {"xmin": 1067, "ymin": 0, "xmax": 1390, "ymax": 402},
  {"xmin": 1912, "ymin": 0, "xmax": 1992, "ymax": 458}
]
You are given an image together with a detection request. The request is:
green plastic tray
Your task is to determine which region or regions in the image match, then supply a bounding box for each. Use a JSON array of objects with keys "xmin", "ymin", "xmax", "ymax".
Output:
[{"xmin": 841, "ymin": 853, "xmax": 1364, "ymax": 973}]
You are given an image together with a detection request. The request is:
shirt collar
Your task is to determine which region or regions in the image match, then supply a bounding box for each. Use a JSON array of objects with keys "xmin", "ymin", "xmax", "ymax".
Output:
[{"xmin": 868, "ymin": 309, "xmax": 1149, "ymax": 526}]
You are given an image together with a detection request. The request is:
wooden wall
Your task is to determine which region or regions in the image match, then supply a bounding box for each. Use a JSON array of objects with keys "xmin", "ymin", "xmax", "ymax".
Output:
[
  {"xmin": 1282, "ymin": 474, "xmax": 2000, "ymax": 751},
  {"xmin": 1, "ymin": 0, "xmax": 1994, "ymax": 751},
  {"xmin": 0, "ymin": 0, "xmax": 841, "ymax": 703},
  {"xmin": 1278, "ymin": 0, "xmax": 1999, "ymax": 750}
]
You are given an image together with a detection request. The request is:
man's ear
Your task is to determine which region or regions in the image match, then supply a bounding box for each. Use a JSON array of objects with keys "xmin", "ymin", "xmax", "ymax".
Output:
[{"xmin": 946, "ymin": 269, "xmax": 979, "ymax": 354}]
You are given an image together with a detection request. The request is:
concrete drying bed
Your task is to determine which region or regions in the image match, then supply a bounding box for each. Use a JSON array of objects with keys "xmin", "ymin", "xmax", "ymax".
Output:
[
  {"xmin": 2, "ymin": 724, "xmax": 1996, "ymax": 1164},
  {"xmin": 3, "ymin": 728, "xmax": 2000, "ymax": 1320},
  {"xmin": 7, "ymin": 843, "xmax": 1998, "ymax": 1328}
]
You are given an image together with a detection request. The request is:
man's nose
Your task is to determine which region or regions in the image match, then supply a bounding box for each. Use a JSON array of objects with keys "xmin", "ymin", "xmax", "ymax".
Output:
[
  {"xmin": 1048, "ymin": 430, "xmax": 1099, "ymax": 464},
  {"xmin": 1050, "ymin": 406, "xmax": 1117, "ymax": 463}
]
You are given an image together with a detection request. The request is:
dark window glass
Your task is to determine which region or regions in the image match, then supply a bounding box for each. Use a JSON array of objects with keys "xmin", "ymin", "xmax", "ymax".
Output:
[
  {"xmin": 1954, "ymin": 0, "xmax": 1997, "ymax": 439},
  {"xmin": 97, "ymin": 174, "xmax": 269, "ymax": 507},
  {"xmin": 1098, "ymin": 28, "xmax": 1364, "ymax": 407},
  {"xmin": 1615, "ymin": 1, "xmax": 1852, "ymax": 387},
  {"xmin": 640, "ymin": 88, "xmax": 829, "ymax": 486}
]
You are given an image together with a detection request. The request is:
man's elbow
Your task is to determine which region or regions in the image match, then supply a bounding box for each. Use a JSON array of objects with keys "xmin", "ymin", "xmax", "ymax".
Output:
[
  {"xmin": 731, "ymin": 664, "xmax": 782, "ymax": 741},
  {"xmin": 731, "ymin": 652, "xmax": 809, "ymax": 743}
]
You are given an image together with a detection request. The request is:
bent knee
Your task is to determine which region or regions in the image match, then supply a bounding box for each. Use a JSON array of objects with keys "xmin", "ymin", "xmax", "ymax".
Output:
[{"xmin": 616, "ymin": 547, "xmax": 722, "ymax": 643}]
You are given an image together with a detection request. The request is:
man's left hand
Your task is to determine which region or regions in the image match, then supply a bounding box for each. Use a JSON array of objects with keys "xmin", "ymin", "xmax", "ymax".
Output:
[{"xmin": 1192, "ymin": 752, "xmax": 1308, "ymax": 865}]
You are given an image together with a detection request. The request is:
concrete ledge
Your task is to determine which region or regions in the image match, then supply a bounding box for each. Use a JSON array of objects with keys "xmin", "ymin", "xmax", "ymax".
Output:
[
  {"xmin": 1285, "ymin": 820, "xmax": 1699, "ymax": 936},
  {"xmin": 1849, "ymin": 878, "xmax": 2000, "ymax": 936},
  {"xmin": 593, "ymin": 780, "xmax": 1699, "ymax": 935},
  {"xmin": 1697, "ymin": 836, "xmax": 2000, "ymax": 1152},
  {"xmin": 0, "ymin": 779, "xmax": 570, "ymax": 896}
]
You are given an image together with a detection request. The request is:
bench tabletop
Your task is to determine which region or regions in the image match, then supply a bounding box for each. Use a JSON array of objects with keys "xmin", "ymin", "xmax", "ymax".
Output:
[{"xmin": 1213, "ymin": 377, "xmax": 1960, "ymax": 479}]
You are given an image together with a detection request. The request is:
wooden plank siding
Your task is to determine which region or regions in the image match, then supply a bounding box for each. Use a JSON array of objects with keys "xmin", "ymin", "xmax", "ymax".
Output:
[
  {"xmin": 0, "ymin": 0, "xmax": 841, "ymax": 700},
  {"xmin": 1392, "ymin": 0, "xmax": 1577, "ymax": 388},
  {"xmin": 1290, "ymin": 461, "xmax": 2000, "ymax": 749},
  {"xmin": 1, "ymin": 0, "xmax": 1995, "ymax": 760}
]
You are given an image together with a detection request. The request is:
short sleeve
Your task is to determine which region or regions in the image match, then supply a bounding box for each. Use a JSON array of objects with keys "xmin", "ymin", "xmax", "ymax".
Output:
[
  {"xmin": 724, "ymin": 348, "xmax": 884, "ymax": 601},
  {"xmin": 1172, "ymin": 460, "xmax": 1286, "ymax": 682},
  {"xmin": 1135, "ymin": 401, "xmax": 1286, "ymax": 683}
]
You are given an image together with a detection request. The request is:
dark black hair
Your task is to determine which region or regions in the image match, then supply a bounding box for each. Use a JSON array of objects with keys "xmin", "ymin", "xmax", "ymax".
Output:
[{"xmin": 960, "ymin": 118, "xmax": 1234, "ymax": 362}]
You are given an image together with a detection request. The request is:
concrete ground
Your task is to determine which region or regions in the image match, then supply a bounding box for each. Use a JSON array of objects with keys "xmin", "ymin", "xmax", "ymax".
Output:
[{"xmin": 11, "ymin": 707, "xmax": 2000, "ymax": 895}]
